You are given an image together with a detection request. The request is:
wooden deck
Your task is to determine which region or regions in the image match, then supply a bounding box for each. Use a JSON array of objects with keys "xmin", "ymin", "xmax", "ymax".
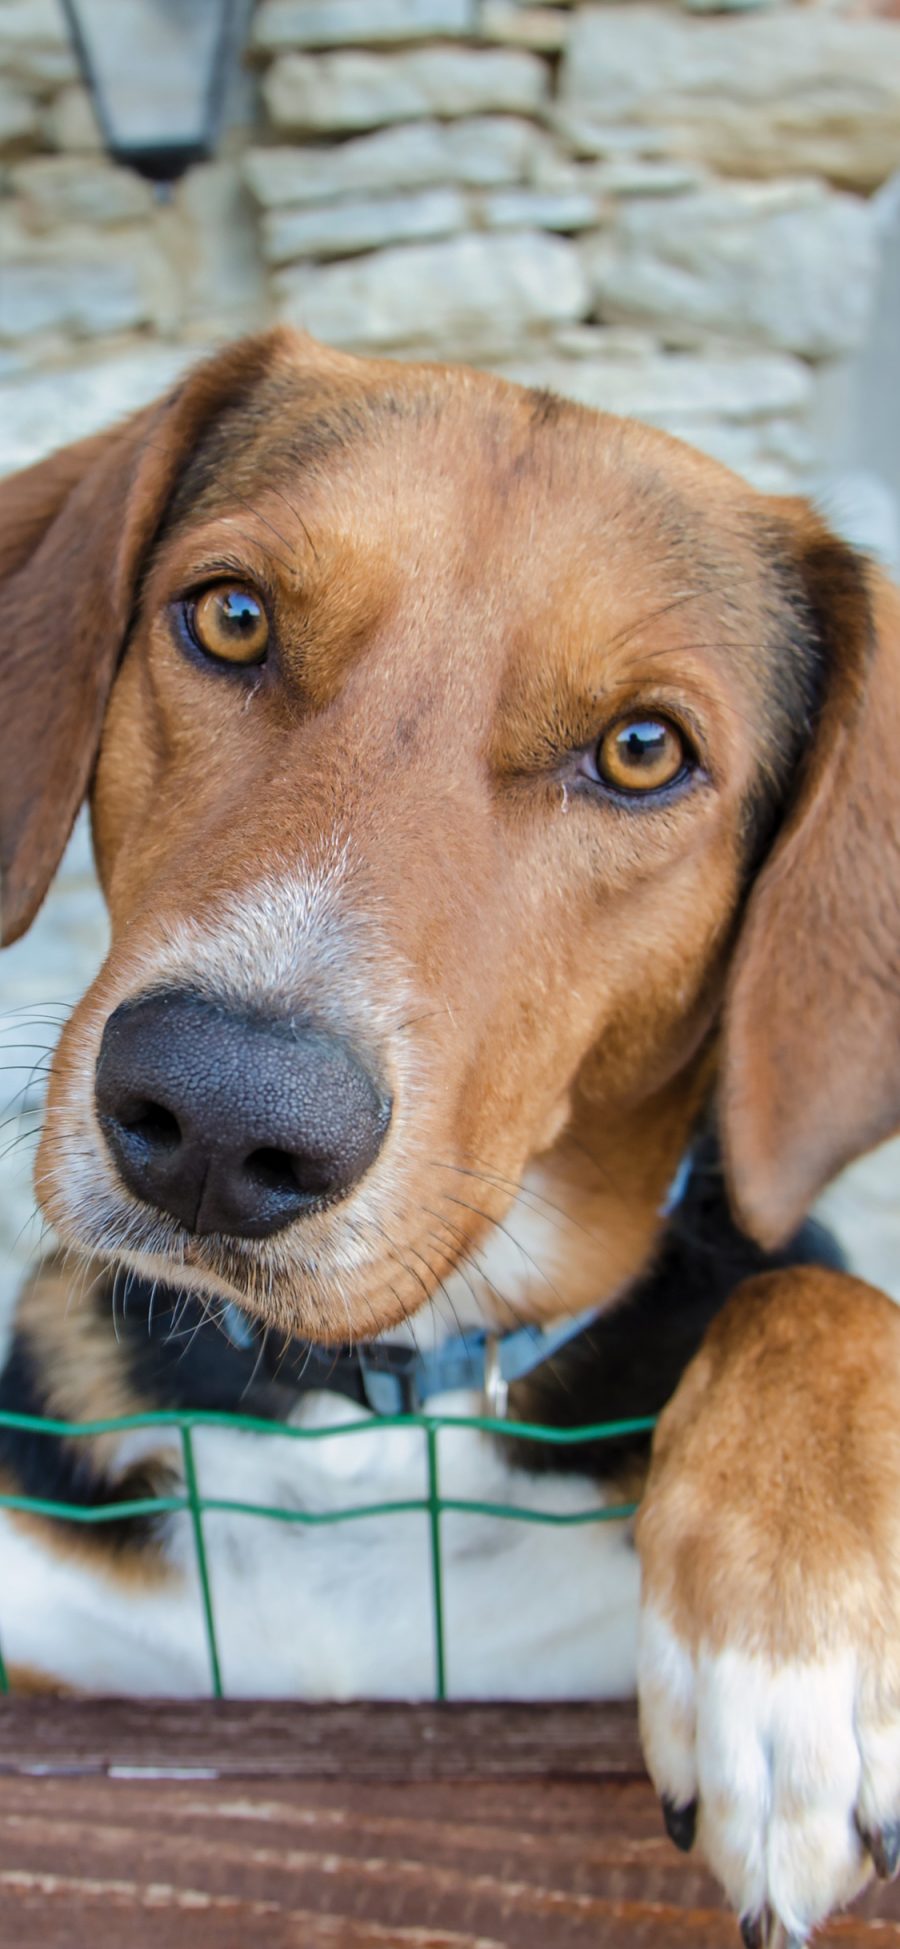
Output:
[{"xmin": 1, "ymin": 1701, "xmax": 898, "ymax": 1946}]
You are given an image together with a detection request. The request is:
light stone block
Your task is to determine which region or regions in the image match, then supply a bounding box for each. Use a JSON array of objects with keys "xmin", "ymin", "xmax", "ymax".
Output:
[
  {"xmin": 0, "ymin": 77, "xmax": 37, "ymax": 151},
  {"xmin": 553, "ymin": 322, "xmax": 659, "ymax": 359},
  {"xmin": 45, "ymin": 82, "xmax": 104, "ymax": 154},
  {"xmin": 263, "ymin": 186, "xmax": 467, "ymax": 263},
  {"xmin": 263, "ymin": 45, "xmax": 547, "ymax": 133},
  {"xmin": 581, "ymin": 181, "xmax": 879, "ymax": 360},
  {"xmin": 244, "ymin": 117, "xmax": 537, "ymax": 204},
  {"xmin": 0, "ymin": 0, "xmax": 77, "ymax": 88},
  {"xmin": 0, "ymin": 256, "xmax": 149, "ymax": 341},
  {"xmin": 10, "ymin": 155, "xmax": 155, "ymax": 227},
  {"xmin": 680, "ymin": 0, "xmax": 778, "ymax": 11},
  {"xmin": 586, "ymin": 158, "xmax": 704, "ymax": 197},
  {"xmin": 551, "ymin": 115, "xmax": 677, "ymax": 162},
  {"xmin": 252, "ymin": 0, "xmax": 473, "ymax": 50},
  {"xmin": 0, "ymin": 345, "xmax": 194, "ymax": 474},
  {"xmin": 480, "ymin": 2, "xmax": 569, "ymax": 51},
  {"xmin": 559, "ymin": 7, "xmax": 900, "ymax": 191},
  {"xmin": 497, "ymin": 347, "xmax": 814, "ymax": 426},
  {"xmin": 480, "ymin": 186, "xmax": 598, "ymax": 231},
  {"xmin": 274, "ymin": 229, "xmax": 589, "ymax": 351},
  {"xmin": 175, "ymin": 161, "xmax": 268, "ymax": 329},
  {"xmin": 526, "ymin": 140, "xmax": 581, "ymax": 193}
]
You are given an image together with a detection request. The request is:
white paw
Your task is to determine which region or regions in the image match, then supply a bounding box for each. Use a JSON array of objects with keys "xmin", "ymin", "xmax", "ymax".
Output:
[{"xmin": 638, "ymin": 1604, "xmax": 900, "ymax": 1945}]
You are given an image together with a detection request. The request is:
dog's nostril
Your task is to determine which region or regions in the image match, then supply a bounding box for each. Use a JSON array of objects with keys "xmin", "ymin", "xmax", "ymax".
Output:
[
  {"xmin": 246, "ymin": 1146, "xmax": 304, "ymax": 1196},
  {"xmin": 120, "ymin": 1100, "xmax": 182, "ymax": 1150},
  {"xmin": 245, "ymin": 1146, "xmax": 337, "ymax": 1201}
]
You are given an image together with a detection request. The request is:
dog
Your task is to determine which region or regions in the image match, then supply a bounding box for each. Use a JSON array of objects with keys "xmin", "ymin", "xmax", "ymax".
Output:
[{"xmin": 0, "ymin": 328, "xmax": 899, "ymax": 1945}]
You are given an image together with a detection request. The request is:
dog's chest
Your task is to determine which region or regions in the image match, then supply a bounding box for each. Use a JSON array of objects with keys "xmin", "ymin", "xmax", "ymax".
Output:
[{"xmin": 0, "ymin": 1392, "xmax": 639, "ymax": 1699}]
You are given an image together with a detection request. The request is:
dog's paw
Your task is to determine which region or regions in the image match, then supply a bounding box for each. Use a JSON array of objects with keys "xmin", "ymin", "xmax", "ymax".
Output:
[
  {"xmin": 638, "ymin": 1605, "xmax": 900, "ymax": 1945},
  {"xmin": 636, "ymin": 1267, "xmax": 900, "ymax": 1945}
]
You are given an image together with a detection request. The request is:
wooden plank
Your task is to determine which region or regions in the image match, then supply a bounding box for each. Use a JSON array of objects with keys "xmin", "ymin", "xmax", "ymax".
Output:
[
  {"xmin": 0, "ymin": 1769, "xmax": 899, "ymax": 1949},
  {"xmin": 1, "ymin": 1704, "xmax": 898, "ymax": 1946},
  {"xmin": 0, "ymin": 1697, "xmax": 646, "ymax": 1781},
  {"xmin": 0, "ymin": 1770, "xmax": 729, "ymax": 1948}
]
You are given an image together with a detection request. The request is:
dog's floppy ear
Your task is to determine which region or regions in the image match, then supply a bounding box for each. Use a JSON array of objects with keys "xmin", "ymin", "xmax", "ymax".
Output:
[
  {"xmin": 0, "ymin": 331, "xmax": 287, "ymax": 946},
  {"xmin": 721, "ymin": 504, "xmax": 900, "ymax": 1248}
]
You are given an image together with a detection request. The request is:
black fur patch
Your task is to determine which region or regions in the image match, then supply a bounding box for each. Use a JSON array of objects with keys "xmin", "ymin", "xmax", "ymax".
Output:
[
  {"xmin": 0, "ymin": 1332, "xmax": 167, "ymax": 1552},
  {"xmin": 741, "ymin": 518, "xmax": 869, "ymax": 872},
  {"xmin": 505, "ymin": 1130, "xmax": 844, "ymax": 1481},
  {"xmin": 108, "ymin": 1281, "xmax": 291, "ymax": 1420}
]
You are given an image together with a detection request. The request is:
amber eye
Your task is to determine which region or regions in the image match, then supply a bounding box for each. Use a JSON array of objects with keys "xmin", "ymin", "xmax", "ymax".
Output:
[
  {"xmin": 595, "ymin": 716, "xmax": 688, "ymax": 795},
  {"xmin": 186, "ymin": 584, "xmax": 269, "ymax": 665}
]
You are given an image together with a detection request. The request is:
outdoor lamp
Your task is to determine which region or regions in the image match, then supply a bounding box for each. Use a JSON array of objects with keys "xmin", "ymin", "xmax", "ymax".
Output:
[{"xmin": 60, "ymin": 0, "xmax": 241, "ymax": 184}]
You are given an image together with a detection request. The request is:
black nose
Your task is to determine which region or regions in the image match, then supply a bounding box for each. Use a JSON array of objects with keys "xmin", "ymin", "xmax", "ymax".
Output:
[{"xmin": 95, "ymin": 991, "xmax": 391, "ymax": 1239}]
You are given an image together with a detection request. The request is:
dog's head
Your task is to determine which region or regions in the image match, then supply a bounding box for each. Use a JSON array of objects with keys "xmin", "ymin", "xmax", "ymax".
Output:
[{"xmin": 2, "ymin": 331, "xmax": 898, "ymax": 1338}]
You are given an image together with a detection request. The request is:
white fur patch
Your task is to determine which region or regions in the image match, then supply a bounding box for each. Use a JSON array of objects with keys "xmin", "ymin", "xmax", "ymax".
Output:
[
  {"xmin": 638, "ymin": 1605, "xmax": 883, "ymax": 1937},
  {"xmin": 0, "ymin": 1388, "xmax": 640, "ymax": 1701}
]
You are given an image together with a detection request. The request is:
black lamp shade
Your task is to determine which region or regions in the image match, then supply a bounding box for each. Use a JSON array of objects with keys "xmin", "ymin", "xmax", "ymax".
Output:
[{"xmin": 61, "ymin": 0, "xmax": 239, "ymax": 183}]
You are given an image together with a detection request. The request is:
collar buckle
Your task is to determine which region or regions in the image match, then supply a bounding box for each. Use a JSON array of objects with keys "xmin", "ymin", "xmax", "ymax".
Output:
[
  {"xmin": 357, "ymin": 1343, "xmax": 421, "ymax": 1417},
  {"xmin": 483, "ymin": 1335, "xmax": 509, "ymax": 1419}
]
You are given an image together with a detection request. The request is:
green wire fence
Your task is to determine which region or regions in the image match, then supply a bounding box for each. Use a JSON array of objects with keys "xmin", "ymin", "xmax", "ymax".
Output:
[{"xmin": 0, "ymin": 1405, "xmax": 654, "ymax": 1701}]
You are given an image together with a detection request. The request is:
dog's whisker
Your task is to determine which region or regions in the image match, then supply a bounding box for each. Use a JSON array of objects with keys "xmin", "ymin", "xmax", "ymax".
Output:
[
  {"xmin": 411, "ymin": 1235, "xmax": 467, "ymax": 1348},
  {"xmin": 440, "ymin": 1190, "xmax": 569, "ymax": 1313},
  {"xmin": 238, "ymin": 1321, "xmax": 272, "ymax": 1402},
  {"xmin": 430, "ymin": 1155, "xmax": 604, "ymax": 1242},
  {"xmin": 604, "ymin": 589, "xmax": 709, "ymax": 657},
  {"xmin": 0, "ymin": 1121, "xmax": 44, "ymax": 1166},
  {"xmin": 354, "ymin": 1210, "xmax": 442, "ymax": 1331},
  {"xmin": 263, "ymin": 479, "xmax": 319, "ymax": 564},
  {"xmin": 109, "ymin": 1266, "xmax": 124, "ymax": 1344},
  {"xmin": 225, "ymin": 488, "xmax": 296, "ymax": 557},
  {"xmin": 0, "ymin": 1001, "xmax": 73, "ymax": 1023},
  {"xmin": 8, "ymin": 1204, "xmax": 48, "ymax": 1256},
  {"xmin": 422, "ymin": 1210, "xmax": 488, "ymax": 1323},
  {"xmin": 421, "ymin": 1207, "xmax": 540, "ymax": 1339}
]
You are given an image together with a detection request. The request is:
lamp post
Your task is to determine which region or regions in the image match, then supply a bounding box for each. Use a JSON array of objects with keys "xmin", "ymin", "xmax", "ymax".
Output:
[{"xmin": 60, "ymin": 0, "xmax": 242, "ymax": 185}]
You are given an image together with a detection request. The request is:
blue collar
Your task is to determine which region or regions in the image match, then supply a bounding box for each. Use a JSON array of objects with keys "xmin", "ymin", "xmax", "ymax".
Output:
[
  {"xmin": 220, "ymin": 1300, "xmax": 604, "ymax": 1418},
  {"xmin": 221, "ymin": 1150, "xmax": 694, "ymax": 1418}
]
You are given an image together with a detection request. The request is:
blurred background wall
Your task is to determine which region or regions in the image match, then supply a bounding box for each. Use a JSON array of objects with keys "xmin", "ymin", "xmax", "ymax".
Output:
[{"xmin": 1, "ymin": 0, "xmax": 899, "ymax": 1311}]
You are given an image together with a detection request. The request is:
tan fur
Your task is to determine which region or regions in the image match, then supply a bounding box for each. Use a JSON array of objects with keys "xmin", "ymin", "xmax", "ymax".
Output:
[
  {"xmin": 6, "ymin": 1665, "xmax": 72, "ymax": 1695},
  {"xmin": 638, "ymin": 1267, "xmax": 900, "ymax": 1664},
  {"xmin": 16, "ymin": 1258, "xmax": 146, "ymax": 1439}
]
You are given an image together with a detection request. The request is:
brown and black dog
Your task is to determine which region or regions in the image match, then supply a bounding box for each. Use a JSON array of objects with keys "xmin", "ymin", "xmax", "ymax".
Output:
[{"xmin": 1, "ymin": 329, "xmax": 899, "ymax": 1944}]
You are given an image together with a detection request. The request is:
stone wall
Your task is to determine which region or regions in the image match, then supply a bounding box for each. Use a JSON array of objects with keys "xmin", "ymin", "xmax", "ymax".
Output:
[
  {"xmin": 2, "ymin": 0, "xmax": 899, "ymax": 486},
  {"xmin": 1, "ymin": 0, "xmax": 900, "ymax": 1311},
  {"xmin": 240, "ymin": 0, "xmax": 899, "ymax": 494}
]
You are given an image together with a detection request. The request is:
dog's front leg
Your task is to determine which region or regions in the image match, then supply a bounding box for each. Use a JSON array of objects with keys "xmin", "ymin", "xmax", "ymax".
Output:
[{"xmin": 636, "ymin": 1265, "xmax": 900, "ymax": 1946}]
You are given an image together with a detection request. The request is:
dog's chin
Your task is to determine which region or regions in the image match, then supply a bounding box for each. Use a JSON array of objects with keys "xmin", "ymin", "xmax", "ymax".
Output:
[
  {"xmin": 48, "ymin": 1211, "xmax": 423, "ymax": 1344},
  {"xmin": 40, "ymin": 1147, "xmax": 474, "ymax": 1342},
  {"xmin": 113, "ymin": 1242, "xmax": 270, "ymax": 1314}
]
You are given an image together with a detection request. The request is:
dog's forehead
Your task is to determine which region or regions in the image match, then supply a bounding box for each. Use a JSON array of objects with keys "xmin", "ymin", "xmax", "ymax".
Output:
[{"xmin": 165, "ymin": 356, "xmax": 741, "ymax": 571}]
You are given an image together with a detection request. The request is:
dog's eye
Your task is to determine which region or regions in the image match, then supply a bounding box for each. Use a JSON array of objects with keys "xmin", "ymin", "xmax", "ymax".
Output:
[
  {"xmin": 594, "ymin": 716, "xmax": 688, "ymax": 795},
  {"xmin": 185, "ymin": 585, "xmax": 269, "ymax": 665}
]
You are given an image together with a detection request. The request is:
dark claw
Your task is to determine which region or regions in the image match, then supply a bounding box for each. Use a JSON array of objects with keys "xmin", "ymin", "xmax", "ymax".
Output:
[
  {"xmin": 740, "ymin": 1910, "xmax": 771, "ymax": 1949},
  {"xmin": 661, "ymin": 1794, "xmax": 697, "ymax": 1852},
  {"xmin": 857, "ymin": 1815, "xmax": 900, "ymax": 1881},
  {"xmin": 740, "ymin": 1912, "xmax": 805, "ymax": 1949}
]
